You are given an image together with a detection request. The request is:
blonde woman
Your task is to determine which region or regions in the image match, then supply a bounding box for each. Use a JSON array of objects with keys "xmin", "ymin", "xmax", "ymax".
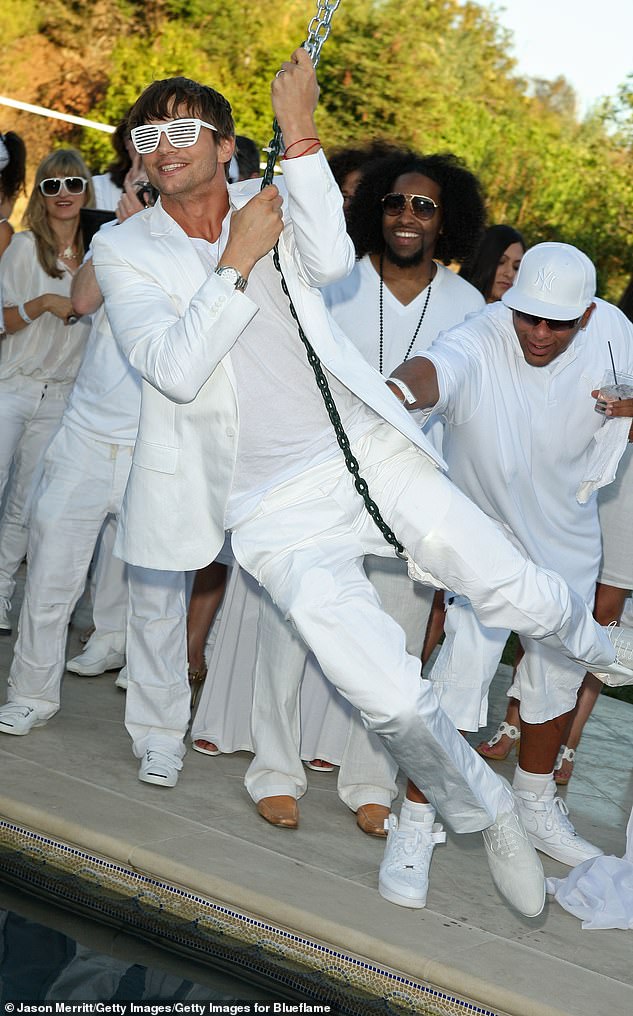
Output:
[{"xmin": 0, "ymin": 148, "xmax": 93, "ymax": 634}]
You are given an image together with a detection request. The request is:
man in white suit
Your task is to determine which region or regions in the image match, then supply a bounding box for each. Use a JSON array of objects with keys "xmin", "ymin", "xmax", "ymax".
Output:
[{"xmin": 85, "ymin": 51, "xmax": 633, "ymax": 917}]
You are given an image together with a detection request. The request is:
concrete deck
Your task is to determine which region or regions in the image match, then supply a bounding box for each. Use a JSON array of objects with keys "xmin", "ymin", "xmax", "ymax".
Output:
[{"xmin": 1, "ymin": 565, "xmax": 632, "ymax": 1015}]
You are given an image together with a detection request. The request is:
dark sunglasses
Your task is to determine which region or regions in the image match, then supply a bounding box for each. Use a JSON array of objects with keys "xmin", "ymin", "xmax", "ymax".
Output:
[
  {"xmin": 513, "ymin": 309, "xmax": 581, "ymax": 332},
  {"xmin": 39, "ymin": 177, "xmax": 88, "ymax": 197},
  {"xmin": 381, "ymin": 192, "xmax": 439, "ymax": 221}
]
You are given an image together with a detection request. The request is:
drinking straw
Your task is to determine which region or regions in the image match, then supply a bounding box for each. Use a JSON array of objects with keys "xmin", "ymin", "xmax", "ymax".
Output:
[{"xmin": 608, "ymin": 341, "xmax": 619, "ymax": 386}]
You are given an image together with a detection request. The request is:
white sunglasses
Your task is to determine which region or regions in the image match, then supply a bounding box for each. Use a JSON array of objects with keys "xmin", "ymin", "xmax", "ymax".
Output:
[{"xmin": 130, "ymin": 117, "xmax": 218, "ymax": 155}]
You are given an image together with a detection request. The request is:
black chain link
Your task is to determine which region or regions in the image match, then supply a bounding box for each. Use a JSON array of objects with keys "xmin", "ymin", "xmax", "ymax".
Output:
[{"xmin": 259, "ymin": 2, "xmax": 405, "ymax": 557}]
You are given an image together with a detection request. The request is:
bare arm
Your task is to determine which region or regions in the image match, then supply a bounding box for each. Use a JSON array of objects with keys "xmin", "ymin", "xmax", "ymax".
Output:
[
  {"xmin": 387, "ymin": 356, "xmax": 441, "ymax": 409},
  {"xmin": 3, "ymin": 294, "xmax": 74, "ymax": 333},
  {"xmin": 71, "ymin": 260, "xmax": 103, "ymax": 316}
]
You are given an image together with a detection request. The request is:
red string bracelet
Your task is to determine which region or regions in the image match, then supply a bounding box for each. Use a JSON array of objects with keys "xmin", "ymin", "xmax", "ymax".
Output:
[
  {"xmin": 282, "ymin": 137, "xmax": 320, "ymax": 158},
  {"xmin": 282, "ymin": 140, "xmax": 321, "ymax": 160}
]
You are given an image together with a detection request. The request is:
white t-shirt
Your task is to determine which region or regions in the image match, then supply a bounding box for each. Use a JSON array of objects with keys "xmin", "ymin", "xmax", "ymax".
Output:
[
  {"xmin": 423, "ymin": 299, "xmax": 633, "ymax": 593},
  {"xmin": 0, "ymin": 232, "xmax": 90, "ymax": 382},
  {"xmin": 189, "ymin": 230, "xmax": 376, "ymax": 526},
  {"xmin": 324, "ymin": 256, "xmax": 485, "ymax": 450},
  {"xmin": 62, "ymin": 304, "xmax": 141, "ymax": 444}
]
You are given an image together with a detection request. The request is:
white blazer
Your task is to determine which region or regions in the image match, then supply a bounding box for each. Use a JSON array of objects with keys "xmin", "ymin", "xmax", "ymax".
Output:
[{"xmin": 93, "ymin": 151, "xmax": 445, "ymax": 570}]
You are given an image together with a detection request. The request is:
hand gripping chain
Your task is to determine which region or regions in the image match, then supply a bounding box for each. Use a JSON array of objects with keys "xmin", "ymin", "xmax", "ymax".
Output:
[{"xmin": 261, "ymin": 1, "xmax": 406, "ymax": 557}]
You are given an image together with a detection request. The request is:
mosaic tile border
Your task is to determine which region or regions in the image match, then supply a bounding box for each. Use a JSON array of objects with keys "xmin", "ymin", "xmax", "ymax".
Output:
[{"xmin": 0, "ymin": 819, "xmax": 506, "ymax": 1016}]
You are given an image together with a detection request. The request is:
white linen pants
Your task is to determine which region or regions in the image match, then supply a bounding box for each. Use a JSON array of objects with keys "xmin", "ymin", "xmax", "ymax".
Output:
[
  {"xmin": 124, "ymin": 565, "xmax": 192, "ymax": 760},
  {"xmin": 230, "ymin": 423, "xmax": 618, "ymax": 834},
  {"xmin": 7, "ymin": 426, "xmax": 132, "ymax": 716},
  {"xmin": 429, "ymin": 595, "xmax": 591, "ymax": 729},
  {"xmin": 0, "ymin": 375, "xmax": 72, "ymax": 604},
  {"xmin": 245, "ymin": 557, "xmax": 433, "ymax": 808},
  {"xmin": 89, "ymin": 515, "xmax": 128, "ymax": 638}
]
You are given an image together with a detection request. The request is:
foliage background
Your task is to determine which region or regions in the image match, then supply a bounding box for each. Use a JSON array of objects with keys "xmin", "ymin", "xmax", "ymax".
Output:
[{"xmin": 1, "ymin": 0, "xmax": 631, "ymax": 298}]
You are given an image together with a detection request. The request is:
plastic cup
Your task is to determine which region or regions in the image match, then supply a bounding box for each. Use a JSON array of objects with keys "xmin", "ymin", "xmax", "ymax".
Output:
[{"xmin": 594, "ymin": 370, "xmax": 633, "ymax": 414}]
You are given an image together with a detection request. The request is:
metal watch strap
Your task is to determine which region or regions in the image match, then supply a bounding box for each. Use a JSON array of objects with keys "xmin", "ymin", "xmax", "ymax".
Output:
[{"xmin": 214, "ymin": 266, "xmax": 248, "ymax": 292}]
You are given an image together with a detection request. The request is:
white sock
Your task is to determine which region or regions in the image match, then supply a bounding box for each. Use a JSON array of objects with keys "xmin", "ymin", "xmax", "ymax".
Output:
[
  {"xmin": 513, "ymin": 766, "xmax": 554, "ymax": 797},
  {"xmin": 400, "ymin": 798, "xmax": 435, "ymax": 826}
]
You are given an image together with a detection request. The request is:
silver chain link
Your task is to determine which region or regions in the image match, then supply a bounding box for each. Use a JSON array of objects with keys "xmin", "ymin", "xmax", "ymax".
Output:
[
  {"xmin": 304, "ymin": 0, "xmax": 341, "ymax": 67},
  {"xmin": 261, "ymin": 0, "xmax": 406, "ymax": 557}
]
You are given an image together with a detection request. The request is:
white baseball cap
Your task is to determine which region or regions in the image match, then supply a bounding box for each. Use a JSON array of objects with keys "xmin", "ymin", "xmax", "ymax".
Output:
[{"xmin": 502, "ymin": 242, "xmax": 596, "ymax": 320}]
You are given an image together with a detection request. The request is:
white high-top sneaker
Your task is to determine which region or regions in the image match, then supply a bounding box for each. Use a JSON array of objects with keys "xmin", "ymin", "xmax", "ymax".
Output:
[
  {"xmin": 378, "ymin": 811, "xmax": 446, "ymax": 909},
  {"xmin": 515, "ymin": 781, "xmax": 603, "ymax": 867}
]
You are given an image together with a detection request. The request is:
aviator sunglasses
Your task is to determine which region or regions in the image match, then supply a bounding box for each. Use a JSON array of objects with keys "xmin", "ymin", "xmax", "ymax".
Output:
[
  {"xmin": 513, "ymin": 309, "xmax": 582, "ymax": 332},
  {"xmin": 131, "ymin": 117, "xmax": 218, "ymax": 155},
  {"xmin": 39, "ymin": 177, "xmax": 88, "ymax": 197},
  {"xmin": 381, "ymin": 192, "xmax": 440, "ymax": 221}
]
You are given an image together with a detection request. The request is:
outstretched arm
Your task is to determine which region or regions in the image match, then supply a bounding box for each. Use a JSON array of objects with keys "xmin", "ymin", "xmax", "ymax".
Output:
[{"xmin": 386, "ymin": 356, "xmax": 441, "ymax": 410}]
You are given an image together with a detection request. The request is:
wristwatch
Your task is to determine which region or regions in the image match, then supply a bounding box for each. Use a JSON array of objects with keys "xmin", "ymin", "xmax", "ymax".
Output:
[{"xmin": 214, "ymin": 266, "xmax": 248, "ymax": 292}]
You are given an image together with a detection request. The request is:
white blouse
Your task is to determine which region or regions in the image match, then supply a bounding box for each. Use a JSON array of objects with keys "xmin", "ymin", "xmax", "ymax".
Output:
[{"xmin": 0, "ymin": 231, "xmax": 90, "ymax": 382}]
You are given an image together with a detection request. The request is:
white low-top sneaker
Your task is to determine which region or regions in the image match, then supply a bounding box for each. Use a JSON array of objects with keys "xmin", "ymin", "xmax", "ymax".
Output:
[
  {"xmin": 138, "ymin": 748, "xmax": 182, "ymax": 788},
  {"xmin": 0, "ymin": 598, "xmax": 12, "ymax": 637},
  {"xmin": 594, "ymin": 623, "xmax": 633, "ymax": 686},
  {"xmin": 482, "ymin": 785, "xmax": 545, "ymax": 917},
  {"xmin": 66, "ymin": 633, "xmax": 125, "ymax": 677},
  {"xmin": 515, "ymin": 782, "xmax": 603, "ymax": 867},
  {"xmin": 0, "ymin": 703, "xmax": 47, "ymax": 736},
  {"xmin": 378, "ymin": 812, "xmax": 446, "ymax": 909}
]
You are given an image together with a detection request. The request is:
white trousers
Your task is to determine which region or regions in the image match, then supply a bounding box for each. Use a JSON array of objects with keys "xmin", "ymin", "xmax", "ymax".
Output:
[
  {"xmin": 0, "ymin": 375, "xmax": 72, "ymax": 604},
  {"xmin": 429, "ymin": 595, "xmax": 590, "ymax": 728},
  {"xmin": 230, "ymin": 423, "xmax": 617, "ymax": 834},
  {"xmin": 245, "ymin": 557, "xmax": 434, "ymax": 809},
  {"xmin": 90, "ymin": 514, "xmax": 128, "ymax": 638},
  {"xmin": 124, "ymin": 565, "xmax": 192, "ymax": 760},
  {"xmin": 8, "ymin": 426, "xmax": 132, "ymax": 716}
]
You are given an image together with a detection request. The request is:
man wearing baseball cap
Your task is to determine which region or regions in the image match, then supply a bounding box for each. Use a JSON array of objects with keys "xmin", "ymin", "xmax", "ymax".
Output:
[{"xmin": 382, "ymin": 242, "xmax": 633, "ymax": 902}]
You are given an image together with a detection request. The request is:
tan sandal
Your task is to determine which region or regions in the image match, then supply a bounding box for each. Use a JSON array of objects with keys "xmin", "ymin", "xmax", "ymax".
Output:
[
  {"xmin": 476, "ymin": 721, "xmax": 520, "ymax": 761},
  {"xmin": 188, "ymin": 663, "xmax": 208, "ymax": 712}
]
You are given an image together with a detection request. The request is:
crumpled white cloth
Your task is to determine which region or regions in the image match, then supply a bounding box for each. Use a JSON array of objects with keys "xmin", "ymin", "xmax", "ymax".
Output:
[
  {"xmin": 546, "ymin": 805, "xmax": 633, "ymax": 929},
  {"xmin": 576, "ymin": 416, "xmax": 631, "ymax": 504}
]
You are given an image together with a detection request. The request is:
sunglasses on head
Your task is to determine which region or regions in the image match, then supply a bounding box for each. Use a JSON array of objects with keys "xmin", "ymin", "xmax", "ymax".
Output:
[
  {"xmin": 130, "ymin": 117, "xmax": 218, "ymax": 155},
  {"xmin": 381, "ymin": 192, "xmax": 439, "ymax": 221},
  {"xmin": 513, "ymin": 309, "xmax": 581, "ymax": 332},
  {"xmin": 39, "ymin": 177, "xmax": 88, "ymax": 197}
]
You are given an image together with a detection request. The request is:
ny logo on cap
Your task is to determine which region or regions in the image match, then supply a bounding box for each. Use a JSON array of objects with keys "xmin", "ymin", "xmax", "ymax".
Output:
[{"xmin": 534, "ymin": 268, "xmax": 557, "ymax": 292}]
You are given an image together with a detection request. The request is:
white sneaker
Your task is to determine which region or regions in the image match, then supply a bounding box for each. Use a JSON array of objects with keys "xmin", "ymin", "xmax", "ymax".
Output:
[
  {"xmin": 482, "ymin": 784, "xmax": 545, "ymax": 917},
  {"xmin": 138, "ymin": 748, "xmax": 182, "ymax": 788},
  {"xmin": 594, "ymin": 623, "xmax": 633, "ymax": 686},
  {"xmin": 378, "ymin": 812, "xmax": 446, "ymax": 909},
  {"xmin": 515, "ymin": 782, "xmax": 603, "ymax": 867},
  {"xmin": 115, "ymin": 666, "xmax": 128, "ymax": 690},
  {"xmin": 66, "ymin": 633, "xmax": 125, "ymax": 677},
  {"xmin": 0, "ymin": 703, "xmax": 47, "ymax": 736},
  {"xmin": 0, "ymin": 598, "xmax": 12, "ymax": 637}
]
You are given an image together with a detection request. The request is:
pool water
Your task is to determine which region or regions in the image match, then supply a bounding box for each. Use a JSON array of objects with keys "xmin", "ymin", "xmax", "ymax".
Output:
[{"xmin": 0, "ymin": 885, "xmax": 286, "ymax": 1003}]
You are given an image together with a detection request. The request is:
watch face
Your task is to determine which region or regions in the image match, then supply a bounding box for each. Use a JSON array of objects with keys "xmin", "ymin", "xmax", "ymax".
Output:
[
  {"xmin": 216, "ymin": 266, "xmax": 246, "ymax": 290},
  {"xmin": 219, "ymin": 267, "xmax": 239, "ymax": 285}
]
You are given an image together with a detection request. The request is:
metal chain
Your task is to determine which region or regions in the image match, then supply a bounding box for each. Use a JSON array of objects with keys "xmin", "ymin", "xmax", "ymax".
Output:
[{"xmin": 260, "ymin": 1, "xmax": 406, "ymax": 557}]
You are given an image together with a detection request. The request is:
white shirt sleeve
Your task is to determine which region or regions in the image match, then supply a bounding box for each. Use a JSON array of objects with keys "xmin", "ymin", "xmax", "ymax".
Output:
[{"xmin": 417, "ymin": 325, "xmax": 485, "ymax": 425}]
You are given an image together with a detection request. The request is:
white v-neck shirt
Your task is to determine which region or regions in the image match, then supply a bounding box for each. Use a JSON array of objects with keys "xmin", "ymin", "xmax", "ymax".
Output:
[{"xmin": 323, "ymin": 255, "xmax": 484, "ymax": 450}]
